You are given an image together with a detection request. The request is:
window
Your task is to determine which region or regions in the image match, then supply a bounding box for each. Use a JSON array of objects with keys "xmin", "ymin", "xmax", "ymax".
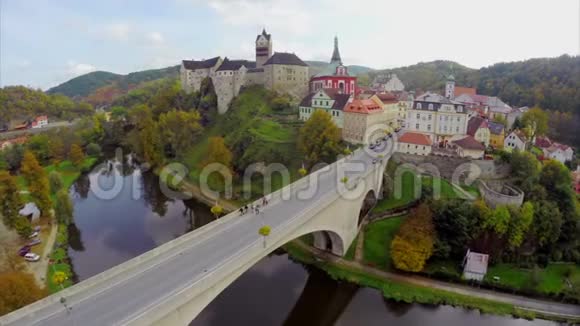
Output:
[
  {"xmin": 417, "ymin": 103, "xmax": 422, "ymax": 109},
  {"xmin": 457, "ymin": 117, "xmax": 460, "ymax": 122},
  {"xmin": 415, "ymin": 123, "xmax": 419, "ymax": 129},
  {"xmin": 428, "ymin": 104, "xmax": 433, "ymax": 110},
  {"xmin": 456, "ymin": 127, "xmax": 459, "ymax": 132},
  {"xmin": 428, "ymin": 114, "xmax": 432, "ymax": 120},
  {"xmin": 416, "ymin": 113, "xmax": 420, "ymax": 119},
  {"xmin": 427, "ymin": 124, "xmax": 431, "ymax": 131},
  {"xmin": 415, "ymin": 145, "xmax": 418, "ymax": 149}
]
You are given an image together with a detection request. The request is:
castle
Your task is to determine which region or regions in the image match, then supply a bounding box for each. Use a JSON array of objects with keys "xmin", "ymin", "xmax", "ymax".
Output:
[{"xmin": 180, "ymin": 29, "xmax": 309, "ymax": 114}]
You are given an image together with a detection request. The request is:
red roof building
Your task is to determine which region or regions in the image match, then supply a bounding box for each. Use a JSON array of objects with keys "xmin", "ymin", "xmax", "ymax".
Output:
[
  {"xmin": 310, "ymin": 37, "xmax": 357, "ymax": 96},
  {"xmin": 398, "ymin": 132, "xmax": 432, "ymax": 146}
]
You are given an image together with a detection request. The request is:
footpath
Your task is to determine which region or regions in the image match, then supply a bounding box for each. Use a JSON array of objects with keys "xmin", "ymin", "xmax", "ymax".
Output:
[
  {"xmin": 28, "ymin": 223, "xmax": 57, "ymax": 287},
  {"xmin": 294, "ymin": 240, "xmax": 580, "ymax": 320}
]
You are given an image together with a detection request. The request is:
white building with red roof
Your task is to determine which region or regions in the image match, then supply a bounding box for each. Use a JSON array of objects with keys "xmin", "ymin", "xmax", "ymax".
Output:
[
  {"xmin": 452, "ymin": 135, "xmax": 486, "ymax": 159},
  {"xmin": 543, "ymin": 143, "xmax": 574, "ymax": 164},
  {"xmin": 504, "ymin": 130, "xmax": 528, "ymax": 152},
  {"xmin": 31, "ymin": 115, "xmax": 48, "ymax": 129},
  {"xmin": 396, "ymin": 132, "xmax": 432, "ymax": 156}
]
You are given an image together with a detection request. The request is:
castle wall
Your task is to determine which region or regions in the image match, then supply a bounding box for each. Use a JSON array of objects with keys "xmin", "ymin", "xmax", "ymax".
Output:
[
  {"xmin": 212, "ymin": 71, "xmax": 236, "ymax": 114},
  {"xmin": 265, "ymin": 65, "xmax": 309, "ymax": 99}
]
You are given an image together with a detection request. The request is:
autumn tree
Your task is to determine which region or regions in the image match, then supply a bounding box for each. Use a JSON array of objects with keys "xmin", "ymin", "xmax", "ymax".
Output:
[
  {"xmin": 507, "ymin": 202, "xmax": 534, "ymax": 249},
  {"xmin": 49, "ymin": 171, "xmax": 63, "ymax": 194},
  {"xmin": 20, "ymin": 151, "xmax": 52, "ymax": 217},
  {"xmin": 521, "ymin": 107, "xmax": 548, "ymax": 138},
  {"xmin": 55, "ymin": 189, "xmax": 74, "ymax": 225},
  {"xmin": 298, "ymin": 110, "xmax": 342, "ymax": 168},
  {"xmin": 0, "ymin": 171, "xmax": 23, "ymax": 228},
  {"xmin": 127, "ymin": 104, "xmax": 163, "ymax": 166},
  {"xmin": 0, "ymin": 272, "xmax": 47, "ymax": 316},
  {"xmin": 157, "ymin": 109, "xmax": 203, "ymax": 157},
  {"xmin": 69, "ymin": 144, "xmax": 85, "ymax": 167},
  {"xmin": 204, "ymin": 137, "xmax": 233, "ymax": 193},
  {"xmin": 391, "ymin": 203, "xmax": 435, "ymax": 272},
  {"xmin": 48, "ymin": 137, "xmax": 65, "ymax": 166}
]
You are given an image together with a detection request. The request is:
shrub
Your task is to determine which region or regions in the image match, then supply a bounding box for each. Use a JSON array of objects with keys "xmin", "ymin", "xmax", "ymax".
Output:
[
  {"xmin": 86, "ymin": 143, "xmax": 102, "ymax": 157},
  {"xmin": 49, "ymin": 171, "xmax": 64, "ymax": 194},
  {"xmin": 14, "ymin": 217, "xmax": 32, "ymax": 238}
]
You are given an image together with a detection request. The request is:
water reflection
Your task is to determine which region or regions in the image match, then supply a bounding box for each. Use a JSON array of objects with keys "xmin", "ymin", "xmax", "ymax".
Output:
[{"xmin": 68, "ymin": 157, "xmax": 214, "ymax": 280}]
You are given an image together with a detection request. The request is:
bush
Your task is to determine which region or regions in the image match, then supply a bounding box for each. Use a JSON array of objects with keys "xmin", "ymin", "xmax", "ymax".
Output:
[
  {"xmin": 14, "ymin": 217, "xmax": 32, "ymax": 238},
  {"xmin": 86, "ymin": 143, "xmax": 102, "ymax": 157},
  {"xmin": 552, "ymin": 250, "xmax": 563, "ymax": 262},
  {"xmin": 49, "ymin": 171, "xmax": 64, "ymax": 194}
]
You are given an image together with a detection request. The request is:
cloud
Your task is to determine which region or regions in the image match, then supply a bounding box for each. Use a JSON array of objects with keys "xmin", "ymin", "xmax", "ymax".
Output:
[
  {"xmin": 103, "ymin": 23, "xmax": 131, "ymax": 42},
  {"xmin": 206, "ymin": 0, "xmax": 312, "ymax": 36},
  {"xmin": 146, "ymin": 32, "xmax": 165, "ymax": 46},
  {"xmin": 67, "ymin": 61, "xmax": 97, "ymax": 77}
]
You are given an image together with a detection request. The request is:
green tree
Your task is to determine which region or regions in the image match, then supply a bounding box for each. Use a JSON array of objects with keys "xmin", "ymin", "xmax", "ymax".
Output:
[
  {"xmin": 521, "ymin": 107, "xmax": 549, "ymax": 138},
  {"xmin": 49, "ymin": 171, "xmax": 64, "ymax": 194},
  {"xmin": 13, "ymin": 217, "xmax": 32, "ymax": 238},
  {"xmin": 20, "ymin": 151, "xmax": 52, "ymax": 217},
  {"xmin": 69, "ymin": 144, "xmax": 85, "ymax": 167},
  {"xmin": 86, "ymin": 143, "xmax": 102, "ymax": 157},
  {"xmin": 0, "ymin": 171, "xmax": 24, "ymax": 228},
  {"xmin": 48, "ymin": 137, "xmax": 65, "ymax": 166},
  {"xmin": 0, "ymin": 272, "xmax": 46, "ymax": 316},
  {"xmin": 3, "ymin": 144, "xmax": 24, "ymax": 171},
  {"xmin": 507, "ymin": 202, "xmax": 534, "ymax": 249},
  {"xmin": 204, "ymin": 137, "xmax": 233, "ymax": 193},
  {"xmin": 157, "ymin": 110, "xmax": 203, "ymax": 157},
  {"xmin": 27, "ymin": 134, "xmax": 51, "ymax": 165},
  {"xmin": 484, "ymin": 205, "xmax": 511, "ymax": 236},
  {"xmin": 127, "ymin": 105, "xmax": 163, "ymax": 166},
  {"xmin": 298, "ymin": 110, "xmax": 342, "ymax": 168},
  {"xmin": 531, "ymin": 200, "xmax": 562, "ymax": 249},
  {"xmin": 55, "ymin": 189, "xmax": 74, "ymax": 225},
  {"xmin": 391, "ymin": 203, "xmax": 435, "ymax": 272},
  {"xmin": 509, "ymin": 150, "xmax": 541, "ymax": 197}
]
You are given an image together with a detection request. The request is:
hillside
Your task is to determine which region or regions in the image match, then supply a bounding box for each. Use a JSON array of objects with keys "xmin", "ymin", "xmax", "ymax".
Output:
[
  {"xmin": 365, "ymin": 60, "xmax": 477, "ymax": 92},
  {"xmin": 47, "ymin": 66, "xmax": 179, "ymax": 98},
  {"xmin": 366, "ymin": 55, "xmax": 579, "ymax": 114},
  {"xmin": 305, "ymin": 60, "xmax": 374, "ymax": 77}
]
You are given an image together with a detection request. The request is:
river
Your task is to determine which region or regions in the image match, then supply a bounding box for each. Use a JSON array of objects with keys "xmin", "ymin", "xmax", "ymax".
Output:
[{"xmin": 66, "ymin": 157, "xmax": 557, "ymax": 326}]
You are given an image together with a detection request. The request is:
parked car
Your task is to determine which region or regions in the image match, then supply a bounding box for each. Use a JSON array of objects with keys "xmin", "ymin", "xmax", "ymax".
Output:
[
  {"xmin": 24, "ymin": 253, "xmax": 40, "ymax": 262},
  {"xmin": 369, "ymin": 144, "xmax": 376, "ymax": 149},
  {"xmin": 33, "ymin": 226, "xmax": 41, "ymax": 232},
  {"xmin": 18, "ymin": 246, "xmax": 31, "ymax": 257},
  {"xmin": 28, "ymin": 239, "xmax": 41, "ymax": 247},
  {"xmin": 372, "ymin": 159, "xmax": 378, "ymax": 164},
  {"xmin": 28, "ymin": 231, "xmax": 39, "ymax": 239},
  {"xmin": 395, "ymin": 127, "xmax": 401, "ymax": 132}
]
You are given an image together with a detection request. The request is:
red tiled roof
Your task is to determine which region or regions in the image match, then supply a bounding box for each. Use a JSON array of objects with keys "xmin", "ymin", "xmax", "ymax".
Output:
[
  {"xmin": 398, "ymin": 132, "xmax": 432, "ymax": 146},
  {"xmin": 344, "ymin": 99, "xmax": 382, "ymax": 114},
  {"xmin": 535, "ymin": 136, "xmax": 552, "ymax": 148},
  {"xmin": 454, "ymin": 86, "xmax": 476, "ymax": 97},
  {"xmin": 453, "ymin": 135, "xmax": 486, "ymax": 151},
  {"xmin": 467, "ymin": 116, "xmax": 489, "ymax": 136}
]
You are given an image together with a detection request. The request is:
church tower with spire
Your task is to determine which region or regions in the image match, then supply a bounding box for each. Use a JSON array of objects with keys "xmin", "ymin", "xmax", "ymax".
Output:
[
  {"xmin": 445, "ymin": 63, "xmax": 456, "ymax": 99},
  {"xmin": 330, "ymin": 36, "xmax": 342, "ymax": 65},
  {"xmin": 255, "ymin": 28, "xmax": 272, "ymax": 68}
]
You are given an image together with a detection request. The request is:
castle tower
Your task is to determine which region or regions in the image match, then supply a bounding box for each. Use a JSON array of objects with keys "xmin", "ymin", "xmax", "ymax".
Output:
[
  {"xmin": 255, "ymin": 28, "xmax": 272, "ymax": 68},
  {"xmin": 445, "ymin": 65, "xmax": 455, "ymax": 99},
  {"xmin": 330, "ymin": 36, "xmax": 342, "ymax": 65}
]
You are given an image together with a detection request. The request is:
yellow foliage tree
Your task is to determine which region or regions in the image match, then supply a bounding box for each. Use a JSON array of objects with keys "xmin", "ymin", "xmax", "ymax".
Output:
[
  {"xmin": 0, "ymin": 272, "xmax": 47, "ymax": 316},
  {"xmin": 20, "ymin": 151, "xmax": 52, "ymax": 217},
  {"xmin": 69, "ymin": 144, "xmax": 85, "ymax": 167},
  {"xmin": 298, "ymin": 110, "xmax": 342, "ymax": 168},
  {"xmin": 391, "ymin": 203, "xmax": 435, "ymax": 272}
]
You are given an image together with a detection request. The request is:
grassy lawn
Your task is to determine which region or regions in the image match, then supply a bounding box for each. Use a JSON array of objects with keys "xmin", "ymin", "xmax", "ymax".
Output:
[
  {"xmin": 422, "ymin": 176, "xmax": 462, "ymax": 199},
  {"xmin": 17, "ymin": 157, "xmax": 97, "ymax": 194},
  {"xmin": 343, "ymin": 234, "xmax": 358, "ymax": 261},
  {"xmin": 372, "ymin": 171, "xmax": 417, "ymax": 213},
  {"xmin": 485, "ymin": 263, "xmax": 580, "ymax": 295},
  {"xmin": 282, "ymin": 241, "xmax": 540, "ymax": 321},
  {"xmin": 362, "ymin": 216, "xmax": 404, "ymax": 270},
  {"xmin": 249, "ymin": 119, "xmax": 294, "ymax": 143},
  {"xmin": 46, "ymin": 262, "xmax": 73, "ymax": 294}
]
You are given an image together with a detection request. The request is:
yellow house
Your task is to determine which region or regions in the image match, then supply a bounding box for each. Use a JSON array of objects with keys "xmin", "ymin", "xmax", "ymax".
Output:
[{"xmin": 488, "ymin": 121, "xmax": 505, "ymax": 149}]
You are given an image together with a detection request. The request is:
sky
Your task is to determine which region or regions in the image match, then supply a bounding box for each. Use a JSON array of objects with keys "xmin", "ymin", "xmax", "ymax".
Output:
[{"xmin": 1, "ymin": 0, "xmax": 578, "ymax": 90}]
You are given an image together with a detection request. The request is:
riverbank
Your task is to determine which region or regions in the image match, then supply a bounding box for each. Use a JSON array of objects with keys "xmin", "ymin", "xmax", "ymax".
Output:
[{"xmin": 283, "ymin": 240, "xmax": 580, "ymax": 324}]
